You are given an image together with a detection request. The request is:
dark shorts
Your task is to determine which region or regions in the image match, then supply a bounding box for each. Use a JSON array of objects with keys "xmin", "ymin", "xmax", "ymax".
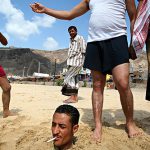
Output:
[
  {"xmin": 83, "ymin": 35, "xmax": 129, "ymax": 74},
  {"xmin": 0, "ymin": 65, "xmax": 6, "ymax": 77}
]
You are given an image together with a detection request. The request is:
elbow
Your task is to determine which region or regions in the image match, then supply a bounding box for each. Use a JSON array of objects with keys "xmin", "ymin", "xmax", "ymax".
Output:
[
  {"xmin": 66, "ymin": 14, "xmax": 75, "ymax": 20},
  {"xmin": 3, "ymin": 41, "xmax": 8, "ymax": 46},
  {"xmin": 61, "ymin": 11, "xmax": 76, "ymax": 20},
  {"xmin": 65, "ymin": 16, "xmax": 74, "ymax": 20},
  {"xmin": 68, "ymin": 18, "xmax": 73, "ymax": 21},
  {"xmin": 1, "ymin": 40, "xmax": 8, "ymax": 46}
]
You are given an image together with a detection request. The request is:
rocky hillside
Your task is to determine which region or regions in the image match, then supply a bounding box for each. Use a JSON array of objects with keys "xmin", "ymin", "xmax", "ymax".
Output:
[
  {"xmin": 130, "ymin": 51, "xmax": 148, "ymax": 80},
  {"xmin": 0, "ymin": 47, "xmax": 68, "ymax": 76},
  {"xmin": 0, "ymin": 47, "xmax": 148, "ymax": 79}
]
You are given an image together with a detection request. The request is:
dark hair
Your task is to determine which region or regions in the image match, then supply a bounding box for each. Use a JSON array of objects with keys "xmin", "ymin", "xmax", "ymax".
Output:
[
  {"xmin": 54, "ymin": 105, "xmax": 80, "ymax": 126},
  {"xmin": 68, "ymin": 26, "xmax": 77, "ymax": 32}
]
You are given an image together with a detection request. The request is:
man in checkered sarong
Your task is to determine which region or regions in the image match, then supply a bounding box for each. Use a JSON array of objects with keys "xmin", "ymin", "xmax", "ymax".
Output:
[{"xmin": 132, "ymin": 0, "xmax": 150, "ymax": 100}]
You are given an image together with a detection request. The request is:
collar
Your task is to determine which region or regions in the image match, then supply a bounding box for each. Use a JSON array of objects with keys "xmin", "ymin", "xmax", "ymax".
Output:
[{"xmin": 70, "ymin": 34, "xmax": 79, "ymax": 42}]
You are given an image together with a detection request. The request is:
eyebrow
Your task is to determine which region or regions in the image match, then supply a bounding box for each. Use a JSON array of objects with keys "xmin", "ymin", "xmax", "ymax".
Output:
[{"xmin": 52, "ymin": 122, "xmax": 67, "ymax": 126}]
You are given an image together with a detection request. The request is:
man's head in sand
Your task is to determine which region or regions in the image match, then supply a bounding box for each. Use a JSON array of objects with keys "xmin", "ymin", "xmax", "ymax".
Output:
[{"xmin": 51, "ymin": 104, "xmax": 80, "ymax": 150}]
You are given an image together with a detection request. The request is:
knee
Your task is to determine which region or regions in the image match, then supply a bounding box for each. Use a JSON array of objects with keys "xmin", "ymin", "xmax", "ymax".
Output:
[
  {"xmin": 3, "ymin": 84, "xmax": 11, "ymax": 93},
  {"xmin": 116, "ymin": 79, "xmax": 129, "ymax": 91},
  {"xmin": 93, "ymin": 81, "xmax": 103, "ymax": 92}
]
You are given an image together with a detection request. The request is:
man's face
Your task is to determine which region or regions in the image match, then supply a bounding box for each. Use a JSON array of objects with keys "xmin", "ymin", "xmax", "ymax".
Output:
[
  {"xmin": 51, "ymin": 113, "xmax": 78, "ymax": 149},
  {"xmin": 68, "ymin": 28, "xmax": 77, "ymax": 39}
]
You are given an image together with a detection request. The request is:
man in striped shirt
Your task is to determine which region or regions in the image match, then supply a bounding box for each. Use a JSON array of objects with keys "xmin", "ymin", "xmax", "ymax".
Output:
[{"xmin": 61, "ymin": 26, "xmax": 86, "ymax": 103}]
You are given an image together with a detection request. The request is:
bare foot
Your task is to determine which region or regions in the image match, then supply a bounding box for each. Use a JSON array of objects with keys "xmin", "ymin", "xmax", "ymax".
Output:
[
  {"xmin": 63, "ymin": 95, "xmax": 78, "ymax": 103},
  {"xmin": 126, "ymin": 122, "xmax": 143, "ymax": 138},
  {"xmin": 3, "ymin": 110, "xmax": 15, "ymax": 118},
  {"xmin": 92, "ymin": 127, "xmax": 102, "ymax": 143},
  {"xmin": 63, "ymin": 98, "xmax": 78, "ymax": 104}
]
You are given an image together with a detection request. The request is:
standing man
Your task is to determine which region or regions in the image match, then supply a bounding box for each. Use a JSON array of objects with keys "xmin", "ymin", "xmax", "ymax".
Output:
[
  {"xmin": 0, "ymin": 32, "xmax": 12, "ymax": 118},
  {"xmin": 51, "ymin": 104, "xmax": 80, "ymax": 150},
  {"xmin": 30, "ymin": 0, "xmax": 141, "ymax": 141},
  {"xmin": 132, "ymin": 0, "xmax": 150, "ymax": 100},
  {"xmin": 61, "ymin": 26, "xmax": 86, "ymax": 103}
]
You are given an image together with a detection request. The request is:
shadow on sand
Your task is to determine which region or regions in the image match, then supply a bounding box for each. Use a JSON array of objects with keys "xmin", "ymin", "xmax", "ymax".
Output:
[
  {"xmin": 0, "ymin": 108, "xmax": 22, "ymax": 118},
  {"xmin": 81, "ymin": 108, "xmax": 150, "ymax": 135}
]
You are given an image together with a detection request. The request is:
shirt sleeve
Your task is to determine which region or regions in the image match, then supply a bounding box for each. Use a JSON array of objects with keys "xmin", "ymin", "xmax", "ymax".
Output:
[{"xmin": 79, "ymin": 36, "xmax": 87, "ymax": 54}]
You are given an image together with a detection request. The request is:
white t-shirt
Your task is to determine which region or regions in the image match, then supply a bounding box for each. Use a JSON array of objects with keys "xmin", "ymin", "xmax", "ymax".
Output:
[{"xmin": 87, "ymin": 0, "xmax": 127, "ymax": 42}]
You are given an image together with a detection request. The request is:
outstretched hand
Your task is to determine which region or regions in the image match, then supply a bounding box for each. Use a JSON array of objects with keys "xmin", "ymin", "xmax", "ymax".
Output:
[{"xmin": 30, "ymin": 2, "xmax": 46, "ymax": 13}]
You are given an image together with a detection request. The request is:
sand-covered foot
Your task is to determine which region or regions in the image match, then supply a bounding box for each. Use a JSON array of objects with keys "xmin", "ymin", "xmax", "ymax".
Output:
[
  {"xmin": 3, "ymin": 111, "xmax": 15, "ymax": 118},
  {"xmin": 126, "ymin": 122, "xmax": 143, "ymax": 138},
  {"xmin": 91, "ymin": 127, "xmax": 102, "ymax": 143}
]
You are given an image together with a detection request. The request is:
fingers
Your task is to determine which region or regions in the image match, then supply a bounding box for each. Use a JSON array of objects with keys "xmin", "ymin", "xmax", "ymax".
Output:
[
  {"xmin": 30, "ymin": 4, "xmax": 36, "ymax": 10},
  {"xmin": 31, "ymin": 2, "xmax": 39, "ymax": 8},
  {"xmin": 34, "ymin": 2, "xmax": 40, "ymax": 5},
  {"xmin": 30, "ymin": 2, "xmax": 44, "ymax": 13},
  {"xmin": 32, "ymin": 2, "xmax": 42, "ymax": 8},
  {"xmin": 30, "ymin": 4, "xmax": 39, "ymax": 13}
]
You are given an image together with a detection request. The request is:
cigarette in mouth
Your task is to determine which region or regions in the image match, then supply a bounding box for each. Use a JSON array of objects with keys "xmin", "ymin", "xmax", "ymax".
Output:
[{"xmin": 46, "ymin": 137, "xmax": 56, "ymax": 143}]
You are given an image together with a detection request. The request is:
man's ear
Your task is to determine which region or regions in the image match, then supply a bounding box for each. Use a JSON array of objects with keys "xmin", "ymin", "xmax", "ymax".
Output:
[{"xmin": 73, "ymin": 124, "xmax": 79, "ymax": 134}]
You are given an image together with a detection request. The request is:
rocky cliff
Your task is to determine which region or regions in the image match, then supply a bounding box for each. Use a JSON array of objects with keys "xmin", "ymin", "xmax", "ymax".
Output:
[
  {"xmin": 0, "ymin": 47, "xmax": 68, "ymax": 76},
  {"xmin": 0, "ymin": 47, "xmax": 148, "ymax": 79}
]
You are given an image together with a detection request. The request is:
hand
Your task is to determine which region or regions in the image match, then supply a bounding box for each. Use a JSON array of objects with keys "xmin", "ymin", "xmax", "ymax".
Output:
[
  {"xmin": 30, "ymin": 2, "xmax": 46, "ymax": 13},
  {"xmin": 128, "ymin": 45, "xmax": 137, "ymax": 60}
]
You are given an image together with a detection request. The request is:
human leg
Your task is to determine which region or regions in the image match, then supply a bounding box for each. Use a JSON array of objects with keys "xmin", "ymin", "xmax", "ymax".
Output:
[
  {"xmin": 112, "ymin": 63, "xmax": 142, "ymax": 137},
  {"xmin": 0, "ymin": 76, "xmax": 11, "ymax": 118},
  {"xmin": 69, "ymin": 74, "xmax": 80, "ymax": 102},
  {"xmin": 65, "ymin": 74, "xmax": 79, "ymax": 103},
  {"xmin": 91, "ymin": 70, "xmax": 106, "ymax": 142},
  {"xmin": 63, "ymin": 68, "xmax": 80, "ymax": 103}
]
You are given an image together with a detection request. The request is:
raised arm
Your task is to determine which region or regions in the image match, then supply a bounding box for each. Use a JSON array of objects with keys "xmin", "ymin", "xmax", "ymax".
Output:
[
  {"xmin": 126, "ymin": 0, "xmax": 136, "ymax": 36},
  {"xmin": 30, "ymin": 0, "xmax": 90, "ymax": 20},
  {"xmin": 0, "ymin": 32, "xmax": 8, "ymax": 46}
]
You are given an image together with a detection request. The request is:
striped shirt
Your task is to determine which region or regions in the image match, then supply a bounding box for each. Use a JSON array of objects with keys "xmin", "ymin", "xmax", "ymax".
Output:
[{"xmin": 67, "ymin": 34, "xmax": 86, "ymax": 67}]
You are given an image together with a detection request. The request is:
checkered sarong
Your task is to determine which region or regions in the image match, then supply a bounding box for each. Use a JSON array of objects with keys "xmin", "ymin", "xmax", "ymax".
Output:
[{"xmin": 132, "ymin": 0, "xmax": 150, "ymax": 54}]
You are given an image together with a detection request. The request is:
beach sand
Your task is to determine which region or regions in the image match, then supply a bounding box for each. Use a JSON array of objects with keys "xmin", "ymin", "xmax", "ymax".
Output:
[{"xmin": 0, "ymin": 83, "xmax": 150, "ymax": 150}]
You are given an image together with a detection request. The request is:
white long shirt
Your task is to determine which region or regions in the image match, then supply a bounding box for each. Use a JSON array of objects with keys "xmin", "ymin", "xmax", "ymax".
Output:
[{"xmin": 67, "ymin": 35, "xmax": 86, "ymax": 67}]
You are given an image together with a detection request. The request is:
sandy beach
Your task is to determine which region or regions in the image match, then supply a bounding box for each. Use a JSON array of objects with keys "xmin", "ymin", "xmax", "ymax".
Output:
[{"xmin": 0, "ymin": 83, "xmax": 150, "ymax": 150}]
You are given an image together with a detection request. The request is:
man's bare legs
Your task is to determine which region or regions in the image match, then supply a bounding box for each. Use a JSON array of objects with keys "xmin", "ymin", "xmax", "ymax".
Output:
[
  {"xmin": 112, "ymin": 63, "xmax": 141, "ymax": 137},
  {"xmin": 91, "ymin": 70, "xmax": 106, "ymax": 142},
  {"xmin": 0, "ymin": 76, "xmax": 11, "ymax": 118}
]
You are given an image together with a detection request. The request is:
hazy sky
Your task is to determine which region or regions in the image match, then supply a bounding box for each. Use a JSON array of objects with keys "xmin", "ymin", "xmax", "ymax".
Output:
[{"xmin": 0, "ymin": 0, "xmax": 138, "ymax": 51}]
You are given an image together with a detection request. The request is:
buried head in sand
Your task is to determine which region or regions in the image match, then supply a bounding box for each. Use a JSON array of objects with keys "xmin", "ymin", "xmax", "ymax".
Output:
[{"xmin": 51, "ymin": 105, "xmax": 80, "ymax": 150}]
